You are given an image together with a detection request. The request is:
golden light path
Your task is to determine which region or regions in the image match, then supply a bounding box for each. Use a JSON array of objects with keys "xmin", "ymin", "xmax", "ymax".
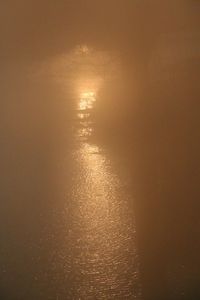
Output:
[
  {"xmin": 79, "ymin": 91, "xmax": 96, "ymax": 111},
  {"xmin": 61, "ymin": 45, "xmax": 140, "ymax": 298},
  {"xmin": 67, "ymin": 84, "xmax": 140, "ymax": 298}
]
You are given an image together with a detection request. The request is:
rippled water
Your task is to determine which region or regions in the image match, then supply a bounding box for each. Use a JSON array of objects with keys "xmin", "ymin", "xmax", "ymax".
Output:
[
  {"xmin": 0, "ymin": 47, "xmax": 141, "ymax": 299},
  {"xmin": 60, "ymin": 89, "xmax": 141, "ymax": 299}
]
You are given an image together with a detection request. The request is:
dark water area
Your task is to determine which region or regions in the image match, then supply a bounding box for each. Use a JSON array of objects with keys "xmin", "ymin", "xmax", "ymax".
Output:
[
  {"xmin": 1, "ymin": 1, "xmax": 200, "ymax": 299},
  {"xmin": 93, "ymin": 60, "xmax": 200, "ymax": 299}
]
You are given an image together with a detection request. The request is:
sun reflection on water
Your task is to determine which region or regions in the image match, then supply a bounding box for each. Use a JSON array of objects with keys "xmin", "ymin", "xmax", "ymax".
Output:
[
  {"xmin": 79, "ymin": 91, "xmax": 96, "ymax": 111},
  {"xmin": 72, "ymin": 137, "xmax": 139, "ymax": 298},
  {"xmin": 71, "ymin": 81, "xmax": 140, "ymax": 298},
  {"xmin": 65, "ymin": 45, "xmax": 140, "ymax": 298}
]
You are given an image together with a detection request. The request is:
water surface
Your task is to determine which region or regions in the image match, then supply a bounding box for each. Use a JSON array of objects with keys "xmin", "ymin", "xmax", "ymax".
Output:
[{"xmin": 0, "ymin": 47, "xmax": 141, "ymax": 299}]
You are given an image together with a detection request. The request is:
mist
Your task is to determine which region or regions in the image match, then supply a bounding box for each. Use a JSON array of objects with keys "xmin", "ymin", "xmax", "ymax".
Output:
[{"xmin": 0, "ymin": 1, "xmax": 200, "ymax": 299}]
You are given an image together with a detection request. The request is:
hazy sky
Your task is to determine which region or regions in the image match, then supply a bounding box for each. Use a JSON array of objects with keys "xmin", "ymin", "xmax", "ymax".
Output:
[{"xmin": 1, "ymin": 1, "xmax": 199, "ymax": 61}]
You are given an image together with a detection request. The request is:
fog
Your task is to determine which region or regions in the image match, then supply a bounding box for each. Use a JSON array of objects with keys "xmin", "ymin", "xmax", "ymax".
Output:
[
  {"xmin": 0, "ymin": 1, "xmax": 200, "ymax": 299},
  {"xmin": 1, "ymin": 1, "xmax": 198, "ymax": 58}
]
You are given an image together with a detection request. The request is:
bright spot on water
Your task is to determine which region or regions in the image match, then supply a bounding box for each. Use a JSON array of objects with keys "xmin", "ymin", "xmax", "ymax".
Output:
[
  {"xmin": 64, "ymin": 45, "xmax": 140, "ymax": 298},
  {"xmin": 79, "ymin": 91, "xmax": 96, "ymax": 111}
]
